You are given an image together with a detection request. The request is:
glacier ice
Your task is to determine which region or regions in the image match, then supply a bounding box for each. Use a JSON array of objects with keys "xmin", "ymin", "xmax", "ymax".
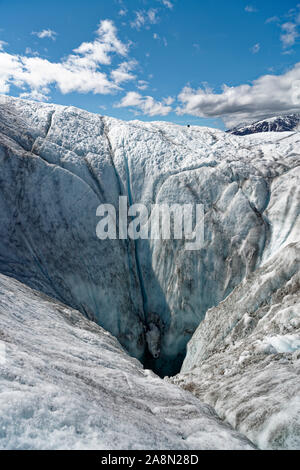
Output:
[
  {"xmin": 172, "ymin": 243, "xmax": 300, "ymax": 449},
  {"xmin": 0, "ymin": 273, "xmax": 254, "ymax": 450},
  {"xmin": 0, "ymin": 95, "xmax": 299, "ymax": 449},
  {"xmin": 0, "ymin": 95, "xmax": 299, "ymax": 377}
]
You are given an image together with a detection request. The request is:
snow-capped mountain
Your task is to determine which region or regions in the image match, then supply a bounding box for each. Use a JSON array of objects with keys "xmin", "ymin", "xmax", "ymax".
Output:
[
  {"xmin": 228, "ymin": 114, "xmax": 300, "ymax": 135},
  {"xmin": 0, "ymin": 95, "xmax": 299, "ymax": 449}
]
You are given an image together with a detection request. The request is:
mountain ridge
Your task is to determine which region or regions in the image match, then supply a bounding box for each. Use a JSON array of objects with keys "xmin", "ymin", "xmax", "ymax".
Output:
[{"xmin": 227, "ymin": 113, "xmax": 300, "ymax": 135}]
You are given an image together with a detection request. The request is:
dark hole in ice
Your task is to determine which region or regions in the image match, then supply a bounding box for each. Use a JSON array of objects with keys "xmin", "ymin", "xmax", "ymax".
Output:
[
  {"xmin": 142, "ymin": 347, "xmax": 187, "ymax": 379},
  {"xmin": 139, "ymin": 313, "xmax": 189, "ymax": 378}
]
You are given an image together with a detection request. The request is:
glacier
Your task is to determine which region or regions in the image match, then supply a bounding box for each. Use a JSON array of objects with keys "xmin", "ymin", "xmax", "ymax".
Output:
[
  {"xmin": 172, "ymin": 242, "xmax": 300, "ymax": 449},
  {"xmin": 0, "ymin": 95, "xmax": 299, "ymax": 376},
  {"xmin": 0, "ymin": 95, "xmax": 299, "ymax": 449},
  {"xmin": 0, "ymin": 273, "xmax": 254, "ymax": 449}
]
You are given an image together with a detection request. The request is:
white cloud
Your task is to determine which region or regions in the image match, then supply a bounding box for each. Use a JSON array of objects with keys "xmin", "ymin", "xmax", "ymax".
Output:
[
  {"xmin": 266, "ymin": 5, "xmax": 300, "ymax": 50},
  {"xmin": 280, "ymin": 22, "xmax": 299, "ymax": 48},
  {"xmin": 176, "ymin": 62, "xmax": 300, "ymax": 127},
  {"xmin": 161, "ymin": 0, "xmax": 173, "ymax": 9},
  {"xmin": 0, "ymin": 20, "xmax": 130, "ymax": 99},
  {"xmin": 148, "ymin": 9, "xmax": 158, "ymax": 23},
  {"xmin": 0, "ymin": 52, "xmax": 21, "ymax": 93},
  {"xmin": 19, "ymin": 89, "xmax": 50, "ymax": 101},
  {"xmin": 265, "ymin": 16, "xmax": 279, "ymax": 24},
  {"xmin": 111, "ymin": 60, "xmax": 137, "ymax": 84},
  {"xmin": 0, "ymin": 40, "xmax": 7, "ymax": 51},
  {"xmin": 118, "ymin": 9, "xmax": 127, "ymax": 17},
  {"xmin": 25, "ymin": 47, "xmax": 39, "ymax": 56},
  {"xmin": 245, "ymin": 5, "xmax": 258, "ymax": 13},
  {"xmin": 116, "ymin": 91, "xmax": 173, "ymax": 116},
  {"xmin": 250, "ymin": 43, "xmax": 260, "ymax": 54},
  {"xmin": 130, "ymin": 11, "xmax": 146, "ymax": 29},
  {"xmin": 153, "ymin": 33, "xmax": 168, "ymax": 46},
  {"xmin": 131, "ymin": 9, "xmax": 159, "ymax": 29},
  {"xmin": 163, "ymin": 96, "xmax": 174, "ymax": 105},
  {"xmin": 137, "ymin": 80, "xmax": 149, "ymax": 90},
  {"xmin": 73, "ymin": 20, "xmax": 128, "ymax": 64},
  {"xmin": 32, "ymin": 29, "xmax": 57, "ymax": 40}
]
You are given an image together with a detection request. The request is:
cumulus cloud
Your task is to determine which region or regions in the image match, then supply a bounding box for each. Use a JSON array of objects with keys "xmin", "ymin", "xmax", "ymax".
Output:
[
  {"xmin": 0, "ymin": 20, "xmax": 130, "ymax": 99},
  {"xmin": 176, "ymin": 62, "xmax": 300, "ymax": 127},
  {"xmin": 163, "ymin": 96, "xmax": 174, "ymax": 105},
  {"xmin": 73, "ymin": 20, "xmax": 128, "ymax": 63},
  {"xmin": 32, "ymin": 29, "xmax": 57, "ymax": 40},
  {"xmin": 110, "ymin": 60, "xmax": 137, "ymax": 84},
  {"xmin": 116, "ymin": 91, "xmax": 173, "ymax": 116}
]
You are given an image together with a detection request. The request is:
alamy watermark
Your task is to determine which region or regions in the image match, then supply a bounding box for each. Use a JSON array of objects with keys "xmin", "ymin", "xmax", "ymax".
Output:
[{"xmin": 96, "ymin": 196, "xmax": 204, "ymax": 251}]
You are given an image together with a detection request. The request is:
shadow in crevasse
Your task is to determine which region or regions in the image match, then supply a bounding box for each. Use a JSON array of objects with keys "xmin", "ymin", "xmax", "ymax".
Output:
[{"xmin": 133, "ymin": 238, "xmax": 190, "ymax": 379}]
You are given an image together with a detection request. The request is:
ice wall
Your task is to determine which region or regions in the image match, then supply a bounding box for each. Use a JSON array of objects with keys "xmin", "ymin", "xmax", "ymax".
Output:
[{"xmin": 0, "ymin": 96, "xmax": 299, "ymax": 376}]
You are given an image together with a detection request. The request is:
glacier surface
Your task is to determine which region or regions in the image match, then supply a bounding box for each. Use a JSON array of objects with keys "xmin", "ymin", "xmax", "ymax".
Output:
[
  {"xmin": 0, "ymin": 96, "xmax": 299, "ymax": 449},
  {"xmin": 0, "ymin": 95, "xmax": 299, "ymax": 377},
  {"xmin": 0, "ymin": 273, "xmax": 254, "ymax": 450},
  {"xmin": 172, "ymin": 243, "xmax": 300, "ymax": 449}
]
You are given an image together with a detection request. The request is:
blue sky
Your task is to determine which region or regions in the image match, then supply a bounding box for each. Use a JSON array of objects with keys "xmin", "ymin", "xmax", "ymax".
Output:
[{"xmin": 1, "ymin": 0, "xmax": 300, "ymax": 128}]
